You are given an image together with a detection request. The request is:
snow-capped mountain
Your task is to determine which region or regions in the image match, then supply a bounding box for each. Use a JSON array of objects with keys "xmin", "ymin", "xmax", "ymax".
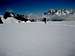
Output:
[
  {"xmin": 0, "ymin": 9, "xmax": 75, "ymax": 24},
  {"xmin": 44, "ymin": 9, "xmax": 75, "ymax": 16}
]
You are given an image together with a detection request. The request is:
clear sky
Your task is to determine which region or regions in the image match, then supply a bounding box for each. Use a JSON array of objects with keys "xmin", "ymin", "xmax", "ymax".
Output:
[{"xmin": 0, "ymin": 0, "xmax": 75, "ymax": 15}]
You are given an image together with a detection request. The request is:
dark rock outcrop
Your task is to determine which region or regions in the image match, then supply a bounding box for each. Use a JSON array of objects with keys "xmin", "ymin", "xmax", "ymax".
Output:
[{"xmin": 0, "ymin": 17, "xmax": 3, "ymax": 24}]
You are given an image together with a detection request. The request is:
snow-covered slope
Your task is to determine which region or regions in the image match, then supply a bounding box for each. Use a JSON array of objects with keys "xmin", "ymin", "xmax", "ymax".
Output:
[{"xmin": 0, "ymin": 22, "xmax": 75, "ymax": 56}]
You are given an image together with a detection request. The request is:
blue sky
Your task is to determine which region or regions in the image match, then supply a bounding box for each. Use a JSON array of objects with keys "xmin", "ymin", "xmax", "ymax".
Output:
[{"xmin": 0, "ymin": 0, "xmax": 75, "ymax": 15}]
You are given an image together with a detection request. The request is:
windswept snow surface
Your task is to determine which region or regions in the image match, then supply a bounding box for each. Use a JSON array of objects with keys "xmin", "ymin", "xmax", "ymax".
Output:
[{"xmin": 0, "ymin": 22, "xmax": 75, "ymax": 56}]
